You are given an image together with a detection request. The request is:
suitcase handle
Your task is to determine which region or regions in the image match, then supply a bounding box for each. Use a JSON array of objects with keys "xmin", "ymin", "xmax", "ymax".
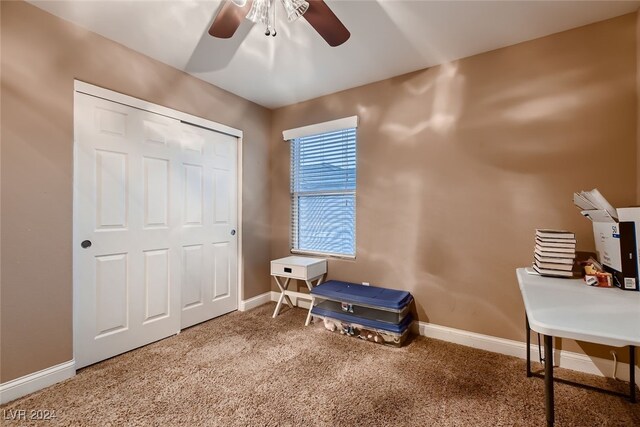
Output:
[{"xmin": 341, "ymin": 303, "xmax": 354, "ymax": 313}]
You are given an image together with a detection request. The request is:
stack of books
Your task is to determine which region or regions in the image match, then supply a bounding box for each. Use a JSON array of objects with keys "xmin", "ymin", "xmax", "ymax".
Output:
[{"xmin": 533, "ymin": 229, "xmax": 576, "ymax": 277}]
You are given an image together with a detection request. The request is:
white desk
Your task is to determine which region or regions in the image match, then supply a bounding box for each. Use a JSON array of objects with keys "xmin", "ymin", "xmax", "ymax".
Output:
[
  {"xmin": 270, "ymin": 256, "xmax": 326, "ymax": 326},
  {"xmin": 516, "ymin": 268, "xmax": 640, "ymax": 426}
]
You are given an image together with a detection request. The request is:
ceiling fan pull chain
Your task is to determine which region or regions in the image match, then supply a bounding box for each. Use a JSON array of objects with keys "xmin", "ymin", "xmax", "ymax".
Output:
[
  {"xmin": 264, "ymin": 0, "xmax": 271, "ymax": 35},
  {"xmin": 271, "ymin": 0, "xmax": 277, "ymax": 37},
  {"xmin": 261, "ymin": 0, "xmax": 270, "ymax": 35}
]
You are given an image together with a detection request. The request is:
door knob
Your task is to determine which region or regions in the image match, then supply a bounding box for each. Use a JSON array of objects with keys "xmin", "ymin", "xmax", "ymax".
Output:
[
  {"xmin": 230, "ymin": 229, "xmax": 236, "ymax": 236},
  {"xmin": 81, "ymin": 240, "xmax": 92, "ymax": 249}
]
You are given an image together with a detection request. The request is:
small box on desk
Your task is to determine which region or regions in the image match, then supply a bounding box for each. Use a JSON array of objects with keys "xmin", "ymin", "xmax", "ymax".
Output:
[
  {"xmin": 586, "ymin": 207, "xmax": 640, "ymax": 291},
  {"xmin": 616, "ymin": 208, "xmax": 640, "ymax": 291}
]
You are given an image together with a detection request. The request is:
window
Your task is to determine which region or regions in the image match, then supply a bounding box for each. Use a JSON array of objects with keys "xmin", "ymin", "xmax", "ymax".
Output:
[{"xmin": 288, "ymin": 122, "xmax": 357, "ymax": 257}]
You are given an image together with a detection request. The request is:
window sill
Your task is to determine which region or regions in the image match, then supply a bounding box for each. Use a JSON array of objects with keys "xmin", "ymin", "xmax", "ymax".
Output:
[{"xmin": 291, "ymin": 249, "xmax": 355, "ymax": 260}]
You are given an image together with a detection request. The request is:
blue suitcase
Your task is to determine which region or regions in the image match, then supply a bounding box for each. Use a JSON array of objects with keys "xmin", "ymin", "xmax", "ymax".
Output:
[{"xmin": 310, "ymin": 280, "xmax": 413, "ymax": 347}]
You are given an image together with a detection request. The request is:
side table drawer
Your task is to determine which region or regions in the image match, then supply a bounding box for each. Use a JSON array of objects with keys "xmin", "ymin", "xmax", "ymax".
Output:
[
  {"xmin": 270, "ymin": 263, "xmax": 307, "ymax": 279},
  {"xmin": 270, "ymin": 256, "xmax": 327, "ymax": 280}
]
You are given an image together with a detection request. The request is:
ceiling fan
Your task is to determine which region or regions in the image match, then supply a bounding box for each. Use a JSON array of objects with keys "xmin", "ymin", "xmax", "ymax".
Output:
[{"xmin": 208, "ymin": 0, "xmax": 351, "ymax": 47}]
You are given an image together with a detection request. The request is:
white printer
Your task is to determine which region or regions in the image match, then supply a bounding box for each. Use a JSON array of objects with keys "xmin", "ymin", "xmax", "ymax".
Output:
[{"xmin": 576, "ymin": 189, "xmax": 640, "ymax": 291}]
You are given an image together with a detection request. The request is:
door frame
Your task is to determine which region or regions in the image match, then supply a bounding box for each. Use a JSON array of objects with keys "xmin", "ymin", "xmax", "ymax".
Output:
[{"xmin": 72, "ymin": 80, "xmax": 244, "ymax": 367}]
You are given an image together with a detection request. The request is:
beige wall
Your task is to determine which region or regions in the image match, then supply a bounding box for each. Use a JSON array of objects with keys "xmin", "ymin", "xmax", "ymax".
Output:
[
  {"xmin": 0, "ymin": 1, "xmax": 272, "ymax": 382},
  {"xmin": 271, "ymin": 15, "xmax": 637, "ymax": 362},
  {"xmin": 2, "ymin": 1, "xmax": 638, "ymax": 385}
]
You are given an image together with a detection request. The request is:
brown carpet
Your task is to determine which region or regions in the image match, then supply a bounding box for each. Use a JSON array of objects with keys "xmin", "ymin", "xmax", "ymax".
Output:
[{"xmin": 2, "ymin": 303, "xmax": 639, "ymax": 426}]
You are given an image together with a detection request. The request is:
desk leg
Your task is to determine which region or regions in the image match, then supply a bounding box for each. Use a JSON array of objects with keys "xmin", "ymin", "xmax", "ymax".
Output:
[
  {"xmin": 526, "ymin": 315, "xmax": 532, "ymax": 378},
  {"xmin": 544, "ymin": 335, "xmax": 555, "ymax": 427},
  {"xmin": 630, "ymin": 346, "xmax": 637, "ymax": 403}
]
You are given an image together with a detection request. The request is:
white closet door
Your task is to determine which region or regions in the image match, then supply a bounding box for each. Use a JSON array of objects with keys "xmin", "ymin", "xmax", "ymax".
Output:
[
  {"xmin": 74, "ymin": 93, "xmax": 238, "ymax": 368},
  {"xmin": 178, "ymin": 123, "xmax": 238, "ymax": 329}
]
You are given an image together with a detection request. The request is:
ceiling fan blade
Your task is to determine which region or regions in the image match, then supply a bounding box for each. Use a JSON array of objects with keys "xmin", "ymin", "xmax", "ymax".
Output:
[
  {"xmin": 208, "ymin": 0, "xmax": 253, "ymax": 39},
  {"xmin": 303, "ymin": 0, "xmax": 350, "ymax": 47}
]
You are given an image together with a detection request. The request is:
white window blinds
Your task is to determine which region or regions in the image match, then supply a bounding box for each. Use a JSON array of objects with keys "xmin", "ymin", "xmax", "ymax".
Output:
[{"xmin": 290, "ymin": 127, "xmax": 357, "ymax": 257}]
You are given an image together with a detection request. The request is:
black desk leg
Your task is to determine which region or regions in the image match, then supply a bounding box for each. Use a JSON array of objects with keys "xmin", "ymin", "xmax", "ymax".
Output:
[
  {"xmin": 544, "ymin": 335, "xmax": 555, "ymax": 427},
  {"xmin": 526, "ymin": 315, "xmax": 532, "ymax": 377},
  {"xmin": 631, "ymin": 346, "xmax": 637, "ymax": 403}
]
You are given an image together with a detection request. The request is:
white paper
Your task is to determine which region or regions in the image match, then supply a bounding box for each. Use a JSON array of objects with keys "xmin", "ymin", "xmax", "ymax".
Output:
[
  {"xmin": 573, "ymin": 192, "xmax": 597, "ymax": 210},
  {"xmin": 581, "ymin": 209, "xmax": 616, "ymax": 223},
  {"xmin": 580, "ymin": 189, "xmax": 618, "ymax": 220}
]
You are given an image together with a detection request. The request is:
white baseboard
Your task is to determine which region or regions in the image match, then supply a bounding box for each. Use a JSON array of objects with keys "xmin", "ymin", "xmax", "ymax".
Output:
[
  {"xmin": 0, "ymin": 360, "xmax": 76, "ymax": 404},
  {"xmin": 412, "ymin": 321, "xmax": 640, "ymax": 382},
  {"xmin": 238, "ymin": 291, "xmax": 272, "ymax": 311}
]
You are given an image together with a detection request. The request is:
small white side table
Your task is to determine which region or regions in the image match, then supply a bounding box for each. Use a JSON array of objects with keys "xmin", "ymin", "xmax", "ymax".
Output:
[{"xmin": 270, "ymin": 256, "xmax": 327, "ymax": 326}]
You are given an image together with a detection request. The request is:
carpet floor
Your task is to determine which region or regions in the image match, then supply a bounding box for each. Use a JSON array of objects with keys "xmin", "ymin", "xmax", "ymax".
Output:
[{"xmin": 2, "ymin": 303, "xmax": 639, "ymax": 426}]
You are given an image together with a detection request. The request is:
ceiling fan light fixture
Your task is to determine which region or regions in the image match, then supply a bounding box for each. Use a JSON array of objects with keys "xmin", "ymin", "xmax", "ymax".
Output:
[
  {"xmin": 246, "ymin": 0, "xmax": 270, "ymax": 24},
  {"xmin": 281, "ymin": 0, "xmax": 309, "ymax": 22}
]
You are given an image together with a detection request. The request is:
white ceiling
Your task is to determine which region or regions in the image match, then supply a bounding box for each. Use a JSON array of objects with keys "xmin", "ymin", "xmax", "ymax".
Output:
[{"xmin": 29, "ymin": 0, "xmax": 640, "ymax": 109}]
